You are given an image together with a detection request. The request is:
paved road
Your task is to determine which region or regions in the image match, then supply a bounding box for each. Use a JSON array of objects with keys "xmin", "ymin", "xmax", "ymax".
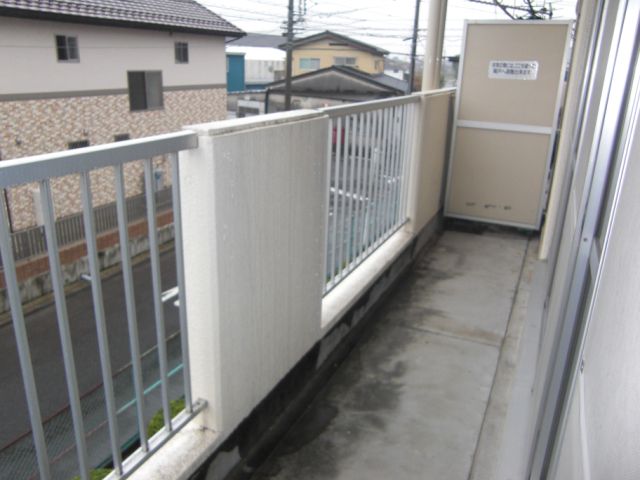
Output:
[{"xmin": 0, "ymin": 248, "xmax": 180, "ymax": 451}]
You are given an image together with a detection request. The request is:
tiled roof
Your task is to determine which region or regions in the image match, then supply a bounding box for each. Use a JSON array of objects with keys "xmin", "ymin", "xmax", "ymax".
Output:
[
  {"xmin": 266, "ymin": 66, "xmax": 405, "ymax": 95},
  {"xmin": 372, "ymin": 73, "xmax": 409, "ymax": 93},
  {"xmin": 0, "ymin": 0, "xmax": 244, "ymax": 36},
  {"xmin": 228, "ymin": 33, "xmax": 284, "ymax": 48},
  {"xmin": 283, "ymin": 31, "xmax": 389, "ymax": 55}
]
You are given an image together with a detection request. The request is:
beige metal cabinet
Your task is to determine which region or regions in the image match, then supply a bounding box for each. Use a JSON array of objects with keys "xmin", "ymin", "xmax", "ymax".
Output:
[{"xmin": 445, "ymin": 20, "xmax": 572, "ymax": 229}]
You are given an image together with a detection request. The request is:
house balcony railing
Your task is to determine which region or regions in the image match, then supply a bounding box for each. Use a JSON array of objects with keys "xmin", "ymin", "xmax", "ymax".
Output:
[
  {"xmin": 322, "ymin": 96, "xmax": 419, "ymax": 294},
  {"xmin": 0, "ymin": 88, "xmax": 454, "ymax": 480},
  {"xmin": 0, "ymin": 132, "xmax": 201, "ymax": 479}
]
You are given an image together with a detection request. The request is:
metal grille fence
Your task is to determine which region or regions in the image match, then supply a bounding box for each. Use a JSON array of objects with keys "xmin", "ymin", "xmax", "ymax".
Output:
[
  {"xmin": 0, "ymin": 133, "xmax": 203, "ymax": 480},
  {"xmin": 3, "ymin": 187, "xmax": 173, "ymax": 268},
  {"xmin": 321, "ymin": 96, "xmax": 418, "ymax": 293}
]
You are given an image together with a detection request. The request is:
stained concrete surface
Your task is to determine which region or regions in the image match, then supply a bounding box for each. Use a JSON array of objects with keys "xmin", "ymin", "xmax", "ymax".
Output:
[{"xmin": 251, "ymin": 229, "xmax": 530, "ymax": 480}]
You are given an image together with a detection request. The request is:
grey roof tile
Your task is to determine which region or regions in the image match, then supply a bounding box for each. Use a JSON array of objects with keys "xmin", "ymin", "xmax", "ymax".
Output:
[
  {"xmin": 372, "ymin": 73, "xmax": 409, "ymax": 93},
  {"xmin": 228, "ymin": 32, "xmax": 284, "ymax": 48},
  {"xmin": 0, "ymin": 0, "xmax": 243, "ymax": 35}
]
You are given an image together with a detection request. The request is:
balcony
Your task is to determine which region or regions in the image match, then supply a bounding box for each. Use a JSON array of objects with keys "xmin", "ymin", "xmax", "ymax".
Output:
[
  {"xmin": 0, "ymin": 91, "xmax": 460, "ymax": 479},
  {"xmin": 1, "ymin": 2, "xmax": 639, "ymax": 477},
  {"xmin": 244, "ymin": 228, "xmax": 537, "ymax": 480}
]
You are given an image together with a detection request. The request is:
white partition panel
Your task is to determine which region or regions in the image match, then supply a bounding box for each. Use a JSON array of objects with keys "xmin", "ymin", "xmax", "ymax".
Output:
[{"xmin": 179, "ymin": 111, "xmax": 327, "ymax": 433}]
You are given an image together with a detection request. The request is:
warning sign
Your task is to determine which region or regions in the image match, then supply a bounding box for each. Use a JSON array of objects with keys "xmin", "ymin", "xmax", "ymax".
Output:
[{"xmin": 488, "ymin": 61, "xmax": 539, "ymax": 80}]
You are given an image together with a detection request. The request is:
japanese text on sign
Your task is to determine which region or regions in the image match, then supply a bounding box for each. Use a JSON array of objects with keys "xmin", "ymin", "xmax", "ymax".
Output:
[{"xmin": 488, "ymin": 61, "xmax": 539, "ymax": 80}]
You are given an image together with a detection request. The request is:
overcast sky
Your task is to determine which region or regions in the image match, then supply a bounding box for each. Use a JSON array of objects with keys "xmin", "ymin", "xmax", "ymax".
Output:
[{"xmin": 201, "ymin": 0, "xmax": 577, "ymax": 58}]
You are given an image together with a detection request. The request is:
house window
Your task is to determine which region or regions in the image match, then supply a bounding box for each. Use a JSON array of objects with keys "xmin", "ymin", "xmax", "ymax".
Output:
[
  {"xmin": 68, "ymin": 140, "xmax": 89, "ymax": 149},
  {"xmin": 334, "ymin": 57, "xmax": 357, "ymax": 67},
  {"xmin": 299, "ymin": 58, "xmax": 320, "ymax": 70},
  {"xmin": 127, "ymin": 71, "xmax": 164, "ymax": 111},
  {"xmin": 175, "ymin": 42, "xmax": 189, "ymax": 64},
  {"xmin": 56, "ymin": 35, "xmax": 79, "ymax": 62},
  {"xmin": 114, "ymin": 133, "xmax": 131, "ymax": 142}
]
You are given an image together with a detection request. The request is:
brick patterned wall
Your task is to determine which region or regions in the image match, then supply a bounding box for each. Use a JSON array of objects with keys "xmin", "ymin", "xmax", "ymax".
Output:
[{"xmin": 0, "ymin": 88, "xmax": 226, "ymax": 230}]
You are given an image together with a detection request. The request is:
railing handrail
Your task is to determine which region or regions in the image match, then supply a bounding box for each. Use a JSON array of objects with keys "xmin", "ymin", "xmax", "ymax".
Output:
[
  {"xmin": 321, "ymin": 94, "xmax": 420, "ymax": 118},
  {"xmin": 0, "ymin": 130, "xmax": 198, "ymax": 188},
  {"xmin": 411, "ymin": 87, "xmax": 457, "ymax": 97},
  {"xmin": 321, "ymin": 87, "xmax": 455, "ymax": 118}
]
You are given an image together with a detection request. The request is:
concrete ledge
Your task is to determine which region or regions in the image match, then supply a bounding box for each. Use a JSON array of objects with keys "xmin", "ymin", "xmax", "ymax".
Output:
[
  {"xmin": 494, "ymin": 256, "xmax": 551, "ymax": 479},
  {"xmin": 469, "ymin": 239, "xmax": 548, "ymax": 480},
  {"xmin": 123, "ymin": 413, "xmax": 222, "ymax": 480},
  {"xmin": 321, "ymin": 228, "xmax": 414, "ymax": 333}
]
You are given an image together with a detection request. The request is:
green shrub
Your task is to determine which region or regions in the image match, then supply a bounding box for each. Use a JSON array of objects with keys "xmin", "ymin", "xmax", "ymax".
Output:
[
  {"xmin": 69, "ymin": 399, "xmax": 186, "ymax": 480},
  {"xmin": 146, "ymin": 397, "xmax": 185, "ymax": 438},
  {"xmin": 71, "ymin": 468, "xmax": 113, "ymax": 480}
]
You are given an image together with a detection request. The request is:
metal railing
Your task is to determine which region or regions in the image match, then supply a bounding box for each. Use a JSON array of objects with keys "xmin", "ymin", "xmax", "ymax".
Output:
[
  {"xmin": 321, "ymin": 95, "xmax": 419, "ymax": 293},
  {"xmin": 0, "ymin": 132, "xmax": 202, "ymax": 480}
]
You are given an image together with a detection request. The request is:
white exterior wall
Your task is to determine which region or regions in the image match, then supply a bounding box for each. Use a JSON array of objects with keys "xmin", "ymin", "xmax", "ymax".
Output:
[
  {"xmin": 551, "ymin": 80, "xmax": 640, "ymax": 480},
  {"xmin": 0, "ymin": 16, "xmax": 226, "ymax": 95},
  {"xmin": 245, "ymin": 59, "xmax": 285, "ymax": 85}
]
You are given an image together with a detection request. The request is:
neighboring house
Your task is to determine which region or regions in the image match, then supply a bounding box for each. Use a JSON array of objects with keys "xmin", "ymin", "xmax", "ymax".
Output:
[
  {"xmin": 384, "ymin": 56, "xmax": 410, "ymax": 85},
  {"xmin": 441, "ymin": 56, "xmax": 460, "ymax": 87},
  {"xmin": 226, "ymin": 52, "xmax": 246, "ymax": 92},
  {"xmin": 265, "ymin": 66, "xmax": 406, "ymax": 113},
  {"xmin": 285, "ymin": 31, "xmax": 388, "ymax": 77},
  {"xmin": 0, "ymin": 0, "xmax": 242, "ymax": 230},
  {"xmin": 226, "ymin": 33, "xmax": 286, "ymax": 90},
  {"xmin": 384, "ymin": 69, "xmax": 406, "ymax": 81}
]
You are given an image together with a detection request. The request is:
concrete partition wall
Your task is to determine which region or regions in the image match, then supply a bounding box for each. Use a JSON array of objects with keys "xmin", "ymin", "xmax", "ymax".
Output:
[
  {"xmin": 179, "ymin": 111, "xmax": 328, "ymax": 434},
  {"xmin": 406, "ymin": 90, "xmax": 455, "ymax": 235}
]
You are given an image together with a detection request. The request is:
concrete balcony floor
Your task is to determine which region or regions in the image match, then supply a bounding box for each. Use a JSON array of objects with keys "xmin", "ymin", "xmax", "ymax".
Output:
[{"xmin": 251, "ymin": 227, "xmax": 536, "ymax": 480}]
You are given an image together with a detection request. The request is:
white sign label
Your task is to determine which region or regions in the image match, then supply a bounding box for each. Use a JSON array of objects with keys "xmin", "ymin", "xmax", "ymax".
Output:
[{"xmin": 488, "ymin": 61, "xmax": 539, "ymax": 80}]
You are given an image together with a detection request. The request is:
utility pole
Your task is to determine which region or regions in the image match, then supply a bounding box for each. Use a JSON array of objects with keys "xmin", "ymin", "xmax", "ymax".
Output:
[
  {"xmin": 284, "ymin": 0, "xmax": 294, "ymax": 110},
  {"xmin": 408, "ymin": 0, "xmax": 421, "ymax": 93}
]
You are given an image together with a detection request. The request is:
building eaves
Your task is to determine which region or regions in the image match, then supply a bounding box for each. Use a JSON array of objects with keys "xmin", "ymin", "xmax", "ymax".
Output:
[{"xmin": 0, "ymin": 0, "xmax": 244, "ymax": 36}]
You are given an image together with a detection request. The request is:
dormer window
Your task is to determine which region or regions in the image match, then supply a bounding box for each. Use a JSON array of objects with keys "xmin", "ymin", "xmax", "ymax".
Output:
[{"xmin": 55, "ymin": 35, "xmax": 79, "ymax": 62}]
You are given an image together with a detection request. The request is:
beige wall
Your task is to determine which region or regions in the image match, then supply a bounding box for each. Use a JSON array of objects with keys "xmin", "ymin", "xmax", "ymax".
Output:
[
  {"xmin": 405, "ymin": 90, "xmax": 455, "ymax": 234},
  {"xmin": 0, "ymin": 17, "xmax": 226, "ymax": 95},
  {"xmin": 446, "ymin": 22, "xmax": 570, "ymax": 229},
  {"xmin": 292, "ymin": 39, "xmax": 384, "ymax": 76}
]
